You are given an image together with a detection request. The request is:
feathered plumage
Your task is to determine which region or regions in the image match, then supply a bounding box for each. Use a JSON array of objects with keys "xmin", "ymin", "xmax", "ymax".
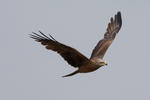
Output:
[{"xmin": 30, "ymin": 12, "xmax": 122, "ymax": 77}]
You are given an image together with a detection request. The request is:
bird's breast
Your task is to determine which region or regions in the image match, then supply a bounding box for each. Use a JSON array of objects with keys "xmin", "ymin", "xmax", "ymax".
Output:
[{"xmin": 79, "ymin": 62, "xmax": 101, "ymax": 73}]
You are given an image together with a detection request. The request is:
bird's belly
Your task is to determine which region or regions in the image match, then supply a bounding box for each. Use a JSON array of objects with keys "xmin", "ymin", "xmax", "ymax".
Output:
[{"xmin": 79, "ymin": 64, "xmax": 101, "ymax": 73}]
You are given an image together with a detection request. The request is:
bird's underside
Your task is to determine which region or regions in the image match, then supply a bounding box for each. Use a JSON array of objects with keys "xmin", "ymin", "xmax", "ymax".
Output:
[{"xmin": 30, "ymin": 12, "xmax": 122, "ymax": 77}]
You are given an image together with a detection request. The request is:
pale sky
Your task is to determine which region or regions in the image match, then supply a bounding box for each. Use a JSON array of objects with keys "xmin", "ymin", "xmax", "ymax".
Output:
[{"xmin": 0, "ymin": 0, "xmax": 150, "ymax": 100}]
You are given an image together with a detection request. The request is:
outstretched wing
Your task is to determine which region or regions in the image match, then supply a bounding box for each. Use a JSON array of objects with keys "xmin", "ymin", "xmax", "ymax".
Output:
[
  {"xmin": 30, "ymin": 31, "xmax": 89, "ymax": 68},
  {"xmin": 90, "ymin": 12, "xmax": 122, "ymax": 59}
]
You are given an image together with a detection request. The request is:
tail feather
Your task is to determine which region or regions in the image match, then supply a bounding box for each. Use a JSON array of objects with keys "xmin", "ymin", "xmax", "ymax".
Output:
[{"xmin": 62, "ymin": 70, "xmax": 79, "ymax": 77}]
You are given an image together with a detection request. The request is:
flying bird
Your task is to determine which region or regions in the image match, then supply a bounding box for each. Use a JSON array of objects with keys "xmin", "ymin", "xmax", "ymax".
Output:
[{"xmin": 30, "ymin": 12, "xmax": 122, "ymax": 77}]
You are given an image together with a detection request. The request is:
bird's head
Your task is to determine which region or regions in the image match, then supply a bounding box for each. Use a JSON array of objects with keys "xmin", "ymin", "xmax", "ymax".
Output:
[
  {"xmin": 98, "ymin": 59, "xmax": 108, "ymax": 66},
  {"xmin": 91, "ymin": 58, "xmax": 108, "ymax": 66},
  {"xmin": 102, "ymin": 60, "xmax": 108, "ymax": 66}
]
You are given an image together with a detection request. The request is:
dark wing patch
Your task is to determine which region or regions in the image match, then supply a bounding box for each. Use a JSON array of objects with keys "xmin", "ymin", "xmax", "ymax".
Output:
[
  {"xmin": 30, "ymin": 31, "xmax": 89, "ymax": 68},
  {"xmin": 90, "ymin": 12, "xmax": 122, "ymax": 59}
]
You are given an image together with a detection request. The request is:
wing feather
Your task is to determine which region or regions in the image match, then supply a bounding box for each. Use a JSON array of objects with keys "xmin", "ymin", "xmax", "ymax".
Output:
[
  {"xmin": 30, "ymin": 31, "xmax": 89, "ymax": 68},
  {"xmin": 90, "ymin": 12, "xmax": 122, "ymax": 59}
]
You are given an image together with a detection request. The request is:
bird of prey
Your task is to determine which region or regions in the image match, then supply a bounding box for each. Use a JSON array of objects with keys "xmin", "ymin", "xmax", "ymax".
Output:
[{"xmin": 30, "ymin": 12, "xmax": 122, "ymax": 77}]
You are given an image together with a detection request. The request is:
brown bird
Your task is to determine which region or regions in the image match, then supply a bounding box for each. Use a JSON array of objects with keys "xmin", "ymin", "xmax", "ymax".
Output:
[{"xmin": 30, "ymin": 12, "xmax": 122, "ymax": 77}]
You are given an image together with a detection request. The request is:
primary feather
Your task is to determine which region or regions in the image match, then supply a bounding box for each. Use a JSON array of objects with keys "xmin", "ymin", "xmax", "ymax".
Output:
[
  {"xmin": 90, "ymin": 12, "xmax": 122, "ymax": 59},
  {"xmin": 30, "ymin": 31, "xmax": 89, "ymax": 68}
]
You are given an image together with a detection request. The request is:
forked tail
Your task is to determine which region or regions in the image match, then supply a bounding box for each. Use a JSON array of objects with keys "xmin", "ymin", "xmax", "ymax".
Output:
[{"xmin": 62, "ymin": 70, "xmax": 79, "ymax": 77}]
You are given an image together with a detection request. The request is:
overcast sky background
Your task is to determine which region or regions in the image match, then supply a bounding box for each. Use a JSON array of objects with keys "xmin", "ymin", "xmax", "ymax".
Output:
[{"xmin": 0, "ymin": 0, "xmax": 150, "ymax": 100}]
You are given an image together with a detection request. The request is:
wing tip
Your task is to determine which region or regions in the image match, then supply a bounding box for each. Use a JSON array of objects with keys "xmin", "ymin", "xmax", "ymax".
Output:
[
  {"xmin": 29, "ymin": 31, "xmax": 57, "ymax": 42},
  {"xmin": 117, "ymin": 11, "xmax": 122, "ymax": 28},
  {"xmin": 117, "ymin": 11, "xmax": 121, "ymax": 15}
]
